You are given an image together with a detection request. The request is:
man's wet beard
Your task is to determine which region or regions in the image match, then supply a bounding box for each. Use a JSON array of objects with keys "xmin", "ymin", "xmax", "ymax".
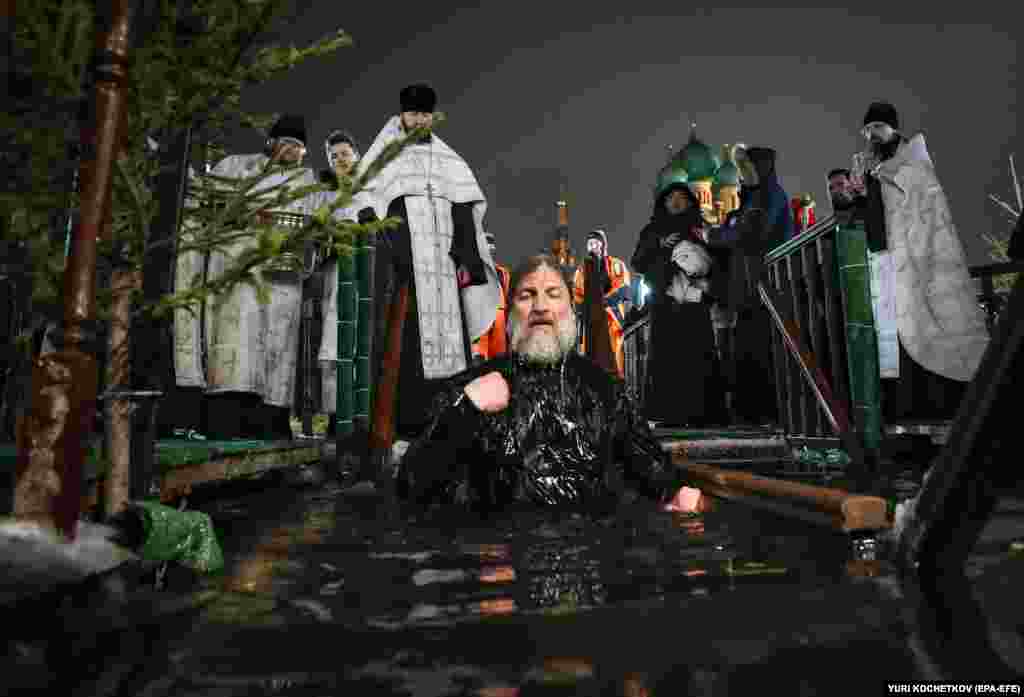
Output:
[{"xmin": 508, "ymin": 313, "xmax": 578, "ymax": 365}]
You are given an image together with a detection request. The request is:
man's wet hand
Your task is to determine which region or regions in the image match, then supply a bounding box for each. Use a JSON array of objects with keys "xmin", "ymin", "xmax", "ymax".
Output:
[
  {"xmin": 661, "ymin": 232, "xmax": 683, "ymax": 248},
  {"xmin": 464, "ymin": 371, "xmax": 510, "ymax": 413}
]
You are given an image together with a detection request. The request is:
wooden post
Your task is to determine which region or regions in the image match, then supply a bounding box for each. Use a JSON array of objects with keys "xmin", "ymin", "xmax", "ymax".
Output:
[
  {"xmin": 104, "ymin": 267, "xmax": 140, "ymax": 518},
  {"xmin": 360, "ymin": 282, "xmax": 408, "ymax": 483},
  {"xmin": 14, "ymin": 0, "xmax": 139, "ymax": 539}
]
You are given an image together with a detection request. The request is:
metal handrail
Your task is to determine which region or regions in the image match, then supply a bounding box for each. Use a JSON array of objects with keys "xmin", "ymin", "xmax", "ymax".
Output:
[{"xmin": 621, "ymin": 310, "xmax": 651, "ymax": 342}]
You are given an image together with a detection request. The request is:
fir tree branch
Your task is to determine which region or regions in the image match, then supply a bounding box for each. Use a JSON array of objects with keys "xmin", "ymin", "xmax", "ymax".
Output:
[
  {"xmin": 1011, "ymin": 154, "xmax": 1021, "ymax": 211},
  {"xmin": 988, "ymin": 194, "xmax": 1020, "ymax": 220}
]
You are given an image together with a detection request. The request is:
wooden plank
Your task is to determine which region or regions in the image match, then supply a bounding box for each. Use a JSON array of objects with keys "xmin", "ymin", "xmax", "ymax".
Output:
[
  {"xmin": 159, "ymin": 443, "xmax": 322, "ymax": 500},
  {"xmin": 78, "ymin": 441, "xmax": 324, "ymax": 509},
  {"xmin": 674, "ymin": 459, "xmax": 890, "ymax": 532}
]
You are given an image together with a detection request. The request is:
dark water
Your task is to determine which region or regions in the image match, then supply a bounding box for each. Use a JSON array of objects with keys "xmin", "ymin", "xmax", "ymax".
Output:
[{"xmin": 114, "ymin": 472, "xmax": 935, "ymax": 697}]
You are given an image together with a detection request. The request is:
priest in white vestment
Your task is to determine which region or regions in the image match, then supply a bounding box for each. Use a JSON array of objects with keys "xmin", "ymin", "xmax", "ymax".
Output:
[
  {"xmin": 173, "ymin": 114, "xmax": 318, "ymax": 439},
  {"xmin": 353, "ymin": 83, "xmax": 500, "ymax": 439},
  {"xmin": 858, "ymin": 102, "xmax": 989, "ymax": 422}
]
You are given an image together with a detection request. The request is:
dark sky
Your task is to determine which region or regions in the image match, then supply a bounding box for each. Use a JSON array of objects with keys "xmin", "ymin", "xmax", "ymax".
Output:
[{"xmin": 238, "ymin": 2, "xmax": 1019, "ymax": 267}]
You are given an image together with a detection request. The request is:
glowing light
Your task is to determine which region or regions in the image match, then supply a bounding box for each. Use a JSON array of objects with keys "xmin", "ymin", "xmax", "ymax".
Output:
[
  {"xmin": 479, "ymin": 565, "xmax": 517, "ymax": 584},
  {"xmin": 461, "ymin": 543, "xmax": 512, "ymax": 561},
  {"xmin": 474, "ymin": 597, "xmax": 517, "ymax": 616},
  {"xmin": 637, "ymin": 278, "xmax": 651, "ymax": 305}
]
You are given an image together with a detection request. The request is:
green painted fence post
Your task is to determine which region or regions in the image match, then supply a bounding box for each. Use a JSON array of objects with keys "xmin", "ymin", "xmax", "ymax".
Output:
[
  {"xmin": 354, "ymin": 230, "xmax": 375, "ymax": 427},
  {"xmin": 835, "ymin": 222, "xmax": 883, "ymax": 457},
  {"xmin": 336, "ymin": 251, "xmax": 356, "ymax": 438}
]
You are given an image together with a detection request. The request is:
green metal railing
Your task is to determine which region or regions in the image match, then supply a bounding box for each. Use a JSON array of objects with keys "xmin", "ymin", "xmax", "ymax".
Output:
[
  {"xmin": 763, "ymin": 218, "xmax": 881, "ymax": 458},
  {"xmin": 335, "ymin": 251, "xmax": 356, "ymax": 437}
]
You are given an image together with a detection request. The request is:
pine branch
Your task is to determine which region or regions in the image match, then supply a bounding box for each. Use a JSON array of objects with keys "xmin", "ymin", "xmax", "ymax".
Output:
[
  {"xmin": 1011, "ymin": 154, "xmax": 1021, "ymax": 211},
  {"xmin": 988, "ymin": 194, "xmax": 1021, "ymax": 220}
]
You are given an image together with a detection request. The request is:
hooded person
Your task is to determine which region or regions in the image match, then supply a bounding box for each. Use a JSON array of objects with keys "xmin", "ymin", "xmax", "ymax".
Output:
[
  {"xmin": 173, "ymin": 113, "xmax": 318, "ymax": 439},
  {"xmin": 856, "ymin": 101, "xmax": 990, "ymax": 420},
  {"xmin": 395, "ymin": 254, "xmax": 678, "ymax": 509},
  {"xmin": 631, "ymin": 180, "xmax": 727, "ymax": 427},
  {"xmin": 352, "ymin": 83, "xmax": 501, "ymax": 441},
  {"xmin": 703, "ymin": 144, "xmax": 791, "ymax": 425},
  {"xmin": 737, "ymin": 146, "xmax": 795, "ymax": 246},
  {"xmin": 572, "ymin": 228, "xmax": 632, "ymax": 378}
]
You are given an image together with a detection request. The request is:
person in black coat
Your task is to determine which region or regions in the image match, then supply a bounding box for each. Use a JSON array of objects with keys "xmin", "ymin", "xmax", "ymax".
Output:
[{"xmin": 631, "ymin": 183, "xmax": 726, "ymax": 427}]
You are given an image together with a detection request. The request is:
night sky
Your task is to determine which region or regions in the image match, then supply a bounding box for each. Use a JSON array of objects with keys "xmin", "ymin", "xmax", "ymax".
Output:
[{"xmin": 237, "ymin": 2, "xmax": 1019, "ymax": 267}]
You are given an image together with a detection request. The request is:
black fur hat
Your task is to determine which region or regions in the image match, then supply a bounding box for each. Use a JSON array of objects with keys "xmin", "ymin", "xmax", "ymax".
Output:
[
  {"xmin": 400, "ymin": 83, "xmax": 437, "ymax": 113},
  {"xmin": 863, "ymin": 102, "xmax": 899, "ymax": 129},
  {"xmin": 269, "ymin": 114, "xmax": 307, "ymax": 144}
]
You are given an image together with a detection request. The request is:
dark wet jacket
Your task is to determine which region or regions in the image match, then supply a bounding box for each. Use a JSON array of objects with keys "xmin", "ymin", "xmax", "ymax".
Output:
[{"xmin": 396, "ymin": 353, "xmax": 676, "ymax": 507}]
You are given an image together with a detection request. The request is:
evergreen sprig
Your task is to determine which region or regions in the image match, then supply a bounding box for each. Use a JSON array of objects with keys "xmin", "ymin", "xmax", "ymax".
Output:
[{"xmin": 2, "ymin": 0, "xmax": 415, "ymax": 347}]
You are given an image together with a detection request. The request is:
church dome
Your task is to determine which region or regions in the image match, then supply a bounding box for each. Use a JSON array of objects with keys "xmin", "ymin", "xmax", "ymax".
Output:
[
  {"xmin": 654, "ymin": 158, "xmax": 689, "ymax": 201},
  {"xmin": 675, "ymin": 126, "xmax": 720, "ymax": 182},
  {"xmin": 713, "ymin": 144, "xmax": 740, "ymax": 189}
]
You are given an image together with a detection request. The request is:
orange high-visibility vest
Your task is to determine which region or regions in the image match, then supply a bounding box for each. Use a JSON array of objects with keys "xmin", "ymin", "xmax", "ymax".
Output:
[
  {"xmin": 473, "ymin": 263, "xmax": 512, "ymax": 360},
  {"xmin": 573, "ymin": 255, "xmax": 631, "ymax": 378}
]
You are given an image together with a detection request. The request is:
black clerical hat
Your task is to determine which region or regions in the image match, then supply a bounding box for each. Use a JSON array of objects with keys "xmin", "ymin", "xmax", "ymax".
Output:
[
  {"xmin": 863, "ymin": 102, "xmax": 899, "ymax": 129},
  {"xmin": 400, "ymin": 83, "xmax": 437, "ymax": 113},
  {"xmin": 269, "ymin": 114, "xmax": 307, "ymax": 144}
]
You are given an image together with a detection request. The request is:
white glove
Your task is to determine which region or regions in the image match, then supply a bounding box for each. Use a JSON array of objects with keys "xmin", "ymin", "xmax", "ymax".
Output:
[{"xmin": 671, "ymin": 240, "xmax": 712, "ymax": 278}]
